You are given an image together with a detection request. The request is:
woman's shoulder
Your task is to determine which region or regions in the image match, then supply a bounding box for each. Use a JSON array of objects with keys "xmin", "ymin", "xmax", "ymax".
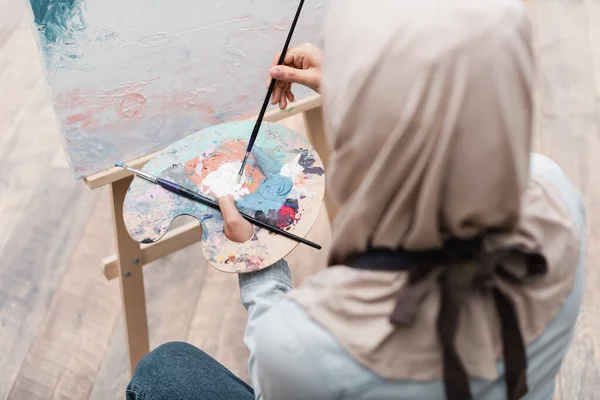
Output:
[{"xmin": 529, "ymin": 153, "xmax": 585, "ymax": 232}]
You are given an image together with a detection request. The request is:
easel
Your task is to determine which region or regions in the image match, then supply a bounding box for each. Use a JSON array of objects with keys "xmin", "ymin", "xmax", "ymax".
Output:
[{"xmin": 83, "ymin": 94, "xmax": 333, "ymax": 374}]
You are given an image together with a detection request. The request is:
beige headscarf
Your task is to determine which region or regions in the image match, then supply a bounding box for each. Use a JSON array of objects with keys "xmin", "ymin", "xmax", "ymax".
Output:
[{"xmin": 289, "ymin": 0, "xmax": 580, "ymax": 396}]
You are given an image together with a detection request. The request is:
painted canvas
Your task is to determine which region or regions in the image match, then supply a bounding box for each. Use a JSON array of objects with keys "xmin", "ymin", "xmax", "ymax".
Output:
[
  {"xmin": 27, "ymin": 0, "xmax": 326, "ymax": 178},
  {"xmin": 123, "ymin": 121, "xmax": 325, "ymax": 273}
]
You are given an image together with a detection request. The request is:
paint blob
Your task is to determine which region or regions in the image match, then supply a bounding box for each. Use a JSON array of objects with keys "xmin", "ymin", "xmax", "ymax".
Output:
[
  {"xmin": 201, "ymin": 162, "xmax": 249, "ymax": 199},
  {"xmin": 30, "ymin": 0, "xmax": 86, "ymax": 46},
  {"xmin": 280, "ymin": 153, "xmax": 303, "ymax": 178}
]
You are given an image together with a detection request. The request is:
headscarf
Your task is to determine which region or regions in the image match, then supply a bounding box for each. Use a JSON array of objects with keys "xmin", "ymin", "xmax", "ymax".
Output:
[{"xmin": 289, "ymin": 0, "xmax": 580, "ymax": 399}]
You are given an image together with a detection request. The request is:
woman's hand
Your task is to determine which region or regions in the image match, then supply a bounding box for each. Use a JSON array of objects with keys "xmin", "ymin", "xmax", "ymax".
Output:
[
  {"xmin": 269, "ymin": 43, "xmax": 323, "ymax": 110},
  {"xmin": 218, "ymin": 195, "xmax": 254, "ymax": 243}
]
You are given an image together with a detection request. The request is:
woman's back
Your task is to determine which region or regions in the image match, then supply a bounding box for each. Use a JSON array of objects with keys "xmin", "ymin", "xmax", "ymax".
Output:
[
  {"xmin": 126, "ymin": 1, "xmax": 586, "ymax": 399},
  {"xmin": 248, "ymin": 154, "xmax": 584, "ymax": 400}
]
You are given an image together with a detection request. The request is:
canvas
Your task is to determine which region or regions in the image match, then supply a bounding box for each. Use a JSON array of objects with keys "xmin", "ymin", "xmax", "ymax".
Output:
[{"xmin": 27, "ymin": 0, "xmax": 326, "ymax": 178}]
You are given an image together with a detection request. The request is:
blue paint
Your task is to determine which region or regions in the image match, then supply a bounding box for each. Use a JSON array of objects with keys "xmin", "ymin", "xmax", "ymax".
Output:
[
  {"xmin": 236, "ymin": 147, "xmax": 292, "ymax": 213},
  {"xmin": 238, "ymin": 175, "xmax": 293, "ymax": 213},
  {"xmin": 251, "ymin": 147, "xmax": 282, "ymax": 179},
  {"xmin": 299, "ymin": 149, "xmax": 325, "ymax": 176},
  {"xmin": 29, "ymin": 0, "xmax": 86, "ymax": 56}
]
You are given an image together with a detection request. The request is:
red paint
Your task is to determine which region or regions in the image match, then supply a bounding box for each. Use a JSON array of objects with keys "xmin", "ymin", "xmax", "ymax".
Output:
[
  {"xmin": 277, "ymin": 204, "xmax": 297, "ymax": 228},
  {"xmin": 65, "ymin": 110, "xmax": 95, "ymax": 125}
]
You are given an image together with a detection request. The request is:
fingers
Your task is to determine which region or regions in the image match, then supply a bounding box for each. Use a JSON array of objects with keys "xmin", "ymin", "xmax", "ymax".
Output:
[
  {"xmin": 271, "ymin": 51, "xmax": 282, "ymax": 67},
  {"xmin": 218, "ymin": 195, "xmax": 253, "ymax": 242},
  {"xmin": 269, "ymin": 44, "xmax": 323, "ymax": 105},
  {"xmin": 218, "ymin": 195, "xmax": 242, "ymax": 225},
  {"xmin": 279, "ymin": 93, "xmax": 287, "ymax": 110},
  {"xmin": 272, "ymin": 81, "xmax": 294, "ymax": 109},
  {"xmin": 284, "ymin": 51, "xmax": 299, "ymax": 68},
  {"xmin": 271, "ymin": 76, "xmax": 288, "ymax": 104},
  {"xmin": 279, "ymin": 83, "xmax": 294, "ymax": 110},
  {"xmin": 301, "ymin": 43, "xmax": 323, "ymax": 67},
  {"xmin": 271, "ymin": 82, "xmax": 294, "ymax": 109},
  {"xmin": 270, "ymin": 66, "xmax": 320, "ymax": 92},
  {"xmin": 272, "ymin": 85, "xmax": 282, "ymax": 105}
]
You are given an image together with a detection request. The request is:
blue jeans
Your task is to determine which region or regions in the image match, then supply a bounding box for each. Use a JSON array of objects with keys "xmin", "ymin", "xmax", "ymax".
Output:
[{"xmin": 126, "ymin": 342, "xmax": 254, "ymax": 400}]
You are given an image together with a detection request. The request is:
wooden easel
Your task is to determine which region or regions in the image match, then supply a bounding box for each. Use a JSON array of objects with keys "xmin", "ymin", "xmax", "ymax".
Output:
[{"xmin": 82, "ymin": 94, "xmax": 333, "ymax": 374}]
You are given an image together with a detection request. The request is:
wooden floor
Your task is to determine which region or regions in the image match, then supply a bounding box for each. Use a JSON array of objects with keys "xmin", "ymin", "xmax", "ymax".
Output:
[{"xmin": 0, "ymin": 0, "xmax": 599, "ymax": 399}]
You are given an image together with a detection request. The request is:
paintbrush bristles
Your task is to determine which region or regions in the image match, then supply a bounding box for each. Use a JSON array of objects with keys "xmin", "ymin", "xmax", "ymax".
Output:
[
  {"xmin": 237, "ymin": 152, "xmax": 250, "ymax": 182},
  {"xmin": 115, "ymin": 162, "xmax": 157, "ymax": 183}
]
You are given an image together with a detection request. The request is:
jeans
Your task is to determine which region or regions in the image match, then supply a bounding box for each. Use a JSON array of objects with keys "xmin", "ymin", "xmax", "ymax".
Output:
[{"xmin": 126, "ymin": 342, "xmax": 254, "ymax": 400}]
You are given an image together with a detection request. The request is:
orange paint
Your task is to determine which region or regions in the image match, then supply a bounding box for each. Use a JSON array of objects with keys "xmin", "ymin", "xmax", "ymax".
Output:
[
  {"xmin": 186, "ymin": 140, "xmax": 265, "ymax": 196},
  {"xmin": 185, "ymin": 156, "xmax": 200, "ymax": 174}
]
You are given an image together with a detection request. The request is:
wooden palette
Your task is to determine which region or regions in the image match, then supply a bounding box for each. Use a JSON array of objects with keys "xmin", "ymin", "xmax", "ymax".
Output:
[{"xmin": 123, "ymin": 121, "xmax": 325, "ymax": 273}]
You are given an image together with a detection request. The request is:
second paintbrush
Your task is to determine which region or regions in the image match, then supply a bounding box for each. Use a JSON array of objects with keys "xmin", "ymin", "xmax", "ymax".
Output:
[{"xmin": 115, "ymin": 162, "xmax": 321, "ymax": 250}]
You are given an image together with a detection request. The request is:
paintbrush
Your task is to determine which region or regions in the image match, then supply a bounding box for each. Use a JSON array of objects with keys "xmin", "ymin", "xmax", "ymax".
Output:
[
  {"xmin": 116, "ymin": 162, "xmax": 321, "ymax": 250},
  {"xmin": 236, "ymin": 0, "xmax": 306, "ymax": 183}
]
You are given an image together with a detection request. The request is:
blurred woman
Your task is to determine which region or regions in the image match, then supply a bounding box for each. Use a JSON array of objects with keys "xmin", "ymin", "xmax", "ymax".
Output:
[{"xmin": 127, "ymin": 1, "xmax": 585, "ymax": 399}]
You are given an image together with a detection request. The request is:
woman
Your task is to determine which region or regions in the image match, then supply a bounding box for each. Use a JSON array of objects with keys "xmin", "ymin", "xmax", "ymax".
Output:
[{"xmin": 126, "ymin": 0, "xmax": 585, "ymax": 399}]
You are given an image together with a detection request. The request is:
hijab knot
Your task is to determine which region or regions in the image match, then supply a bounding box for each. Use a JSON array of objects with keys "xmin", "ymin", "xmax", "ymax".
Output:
[{"xmin": 343, "ymin": 239, "xmax": 546, "ymax": 400}]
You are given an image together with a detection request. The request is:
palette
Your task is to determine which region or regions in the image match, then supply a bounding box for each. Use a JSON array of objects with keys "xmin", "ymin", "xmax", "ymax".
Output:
[{"xmin": 123, "ymin": 121, "xmax": 325, "ymax": 273}]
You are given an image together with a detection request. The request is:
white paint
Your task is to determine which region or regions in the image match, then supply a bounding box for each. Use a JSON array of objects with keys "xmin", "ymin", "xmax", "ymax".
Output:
[
  {"xmin": 279, "ymin": 153, "xmax": 303, "ymax": 178},
  {"xmin": 201, "ymin": 162, "xmax": 249, "ymax": 199},
  {"xmin": 279, "ymin": 152, "xmax": 315, "ymax": 199}
]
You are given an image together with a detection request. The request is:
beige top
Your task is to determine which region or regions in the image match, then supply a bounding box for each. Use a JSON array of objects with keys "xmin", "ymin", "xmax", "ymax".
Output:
[{"xmin": 289, "ymin": 0, "xmax": 580, "ymax": 386}]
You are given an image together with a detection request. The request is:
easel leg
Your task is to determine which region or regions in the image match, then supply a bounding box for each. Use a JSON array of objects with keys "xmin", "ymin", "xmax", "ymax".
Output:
[
  {"xmin": 303, "ymin": 106, "xmax": 338, "ymax": 222},
  {"xmin": 109, "ymin": 176, "xmax": 150, "ymax": 375}
]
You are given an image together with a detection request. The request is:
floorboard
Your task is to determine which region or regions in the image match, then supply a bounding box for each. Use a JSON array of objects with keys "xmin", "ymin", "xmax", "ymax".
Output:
[
  {"xmin": 0, "ymin": 165, "xmax": 97, "ymax": 398},
  {"xmin": 534, "ymin": 0, "xmax": 600, "ymax": 398},
  {"xmin": 6, "ymin": 190, "xmax": 118, "ymax": 400}
]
